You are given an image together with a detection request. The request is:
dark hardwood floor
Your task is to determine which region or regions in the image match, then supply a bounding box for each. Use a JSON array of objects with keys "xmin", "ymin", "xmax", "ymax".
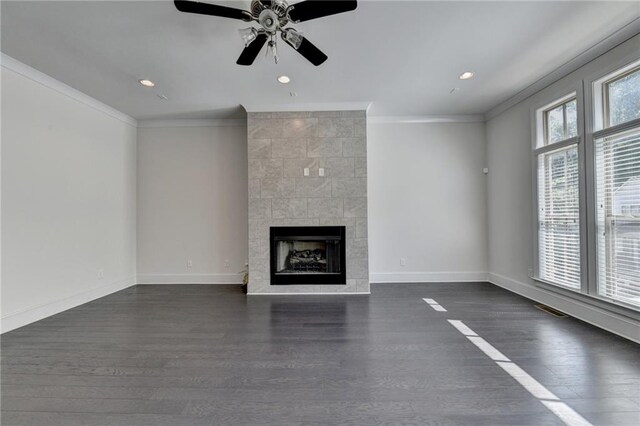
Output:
[{"xmin": 1, "ymin": 283, "xmax": 639, "ymax": 425}]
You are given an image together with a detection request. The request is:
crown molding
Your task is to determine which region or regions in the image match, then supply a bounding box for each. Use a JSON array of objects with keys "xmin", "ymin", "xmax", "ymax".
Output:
[
  {"xmin": 0, "ymin": 52, "xmax": 137, "ymax": 127},
  {"xmin": 138, "ymin": 118, "xmax": 246, "ymax": 128},
  {"xmin": 368, "ymin": 115, "xmax": 485, "ymax": 124},
  {"xmin": 242, "ymin": 102, "xmax": 371, "ymax": 113},
  {"xmin": 485, "ymin": 17, "xmax": 640, "ymax": 121}
]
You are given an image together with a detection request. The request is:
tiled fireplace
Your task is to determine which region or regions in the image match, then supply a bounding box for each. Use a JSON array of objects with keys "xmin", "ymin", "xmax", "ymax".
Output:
[{"xmin": 247, "ymin": 110, "xmax": 369, "ymax": 294}]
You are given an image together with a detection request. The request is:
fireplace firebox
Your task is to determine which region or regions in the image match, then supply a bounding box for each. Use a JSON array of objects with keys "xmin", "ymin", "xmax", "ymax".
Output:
[{"xmin": 270, "ymin": 226, "xmax": 346, "ymax": 285}]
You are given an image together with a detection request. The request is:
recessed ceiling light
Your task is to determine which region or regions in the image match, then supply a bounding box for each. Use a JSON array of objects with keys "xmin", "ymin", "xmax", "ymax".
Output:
[
  {"xmin": 138, "ymin": 79, "xmax": 155, "ymax": 87},
  {"xmin": 277, "ymin": 75, "xmax": 291, "ymax": 84},
  {"xmin": 459, "ymin": 72, "xmax": 474, "ymax": 80}
]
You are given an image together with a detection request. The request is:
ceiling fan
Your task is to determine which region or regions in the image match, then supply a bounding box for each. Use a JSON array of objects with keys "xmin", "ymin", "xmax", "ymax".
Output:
[{"xmin": 174, "ymin": 0, "xmax": 357, "ymax": 66}]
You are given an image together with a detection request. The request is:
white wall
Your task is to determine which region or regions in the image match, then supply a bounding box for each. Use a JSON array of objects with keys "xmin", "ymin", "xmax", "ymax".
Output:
[
  {"xmin": 486, "ymin": 34, "xmax": 640, "ymax": 342},
  {"xmin": 136, "ymin": 124, "xmax": 248, "ymax": 284},
  {"xmin": 368, "ymin": 121, "xmax": 488, "ymax": 283},
  {"xmin": 1, "ymin": 59, "xmax": 137, "ymax": 332}
]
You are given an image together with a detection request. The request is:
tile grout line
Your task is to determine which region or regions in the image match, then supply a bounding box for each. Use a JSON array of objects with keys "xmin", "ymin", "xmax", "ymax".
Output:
[{"xmin": 445, "ymin": 319, "xmax": 594, "ymax": 426}]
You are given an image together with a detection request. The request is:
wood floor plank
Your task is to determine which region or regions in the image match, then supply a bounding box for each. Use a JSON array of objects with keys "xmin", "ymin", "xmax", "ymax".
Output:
[{"xmin": 2, "ymin": 283, "xmax": 639, "ymax": 425}]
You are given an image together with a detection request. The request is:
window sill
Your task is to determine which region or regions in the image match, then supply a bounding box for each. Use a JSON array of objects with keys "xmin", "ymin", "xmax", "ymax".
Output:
[{"xmin": 529, "ymin": 276, "xmax": 640, "ymax": 320}]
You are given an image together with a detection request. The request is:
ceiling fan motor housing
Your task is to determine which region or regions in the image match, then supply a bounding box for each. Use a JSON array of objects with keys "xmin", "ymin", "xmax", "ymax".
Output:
[
  {"xmin": 269, "ymin": 0, "xmax": 289, "ymax": 17},
  {"xmin": 253, "ymin": 0, "xmax": 289, "ymax": 32}
]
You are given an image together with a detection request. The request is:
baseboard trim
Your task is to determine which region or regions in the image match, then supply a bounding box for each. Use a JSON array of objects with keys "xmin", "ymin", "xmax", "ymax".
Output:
[
  {"xmin": 136, "ymin": 273, "xmax": 243, "ymax": 285},
  {"xmin": 370, "ymin": 271, "xmax": 489, "ymax": 283},
  {"xmin": 247, "ymin": 292, "xmax": 371, "ymax": 295},
  {"xmin": 1, "ymin": 275, "xmax": 136, "ymax": 333},
  {"xmin": 488, "ymin": 272, "xmax": 640, "ymax": 344}
]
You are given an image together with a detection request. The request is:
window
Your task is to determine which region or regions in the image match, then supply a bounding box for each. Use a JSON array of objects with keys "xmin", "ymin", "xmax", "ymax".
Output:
[
  {"xmin": 605, "ymin": 67, "xmax": 640, "ymax": 127},
  {"xmin": 535, "ymin": 94, "xmax": 582, "ymax": 290},
  {"xmin": 537, "ymin": 145, "xmax": 581, "ymax": 289},
  {"xmin": 533, "ymin": 58, "xmax": 640, "ymax": 312},
  {"xmin": 545, "ymin": 99, "xmax": 578, "ymax": 144},
  {"xmin": 594, "ymin": 63, "xmax": 640, "ymax": 308}
]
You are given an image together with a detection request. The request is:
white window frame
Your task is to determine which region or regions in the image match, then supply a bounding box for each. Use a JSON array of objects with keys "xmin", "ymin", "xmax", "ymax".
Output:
[
  {"xmin": 591, "ymin": 59, "xmax": 640, "ymax": 132},
  {"xmin": 531, "ymin": 82, "xmax": 587, "ymax": 293},
  {"xmin": 530, "ymin": 53, "xmax": 640, "ymax": 315},
  {"xmin": 585, "ymin": 54, "xmax": 640, "ymax": 311}
]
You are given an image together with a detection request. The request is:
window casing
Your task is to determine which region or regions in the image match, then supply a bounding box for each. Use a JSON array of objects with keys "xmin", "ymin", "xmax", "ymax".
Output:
[
  {"xmin": 592, "ymin": 62, "xmax": 640, "ymax": 309},
  {"xmin": 537, "ymin": 144, "xmax": 581, "ymax": 289},
  {"xmin": 534, "ymin": 91, "xmax": 584, "ymax": 291},
  {"xmin": 533, "ymin": 57, "xmax": 640, "ymax": 313},
  {"xmin": 604, "ymin": 67, "xmax": 640, "ymax": 128}
]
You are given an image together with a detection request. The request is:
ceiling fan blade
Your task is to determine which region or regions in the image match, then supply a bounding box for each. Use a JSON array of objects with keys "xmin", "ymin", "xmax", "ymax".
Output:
[
  {"xmin": 174, "ymin": 0, "xmax": 251, "ymax": 21},
  {"xmin": 236, "ymin": 33, "xmax": 269, "ymax": 66},
  {"xmin": 288, "ymin": 0, "xmax": 357, "ymax": 23},
  {"xmin": 291, "ymin": 37, "xmax": 328, "ymax": 66}
]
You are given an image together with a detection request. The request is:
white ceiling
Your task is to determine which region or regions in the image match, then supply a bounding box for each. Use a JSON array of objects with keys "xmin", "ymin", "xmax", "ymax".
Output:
[{"xmin": 2, "ymin": 1, "xmax": 639, "ymax": 120}]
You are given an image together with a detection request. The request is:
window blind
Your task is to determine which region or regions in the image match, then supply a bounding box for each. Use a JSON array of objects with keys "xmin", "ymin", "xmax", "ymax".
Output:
[
  {"xmin": 537, "ymin": 145, "xmax": 581, "ymax": 289},
  {"xmin": 595, "ymin": 128, "xmax": 640, "ymax": 307}
]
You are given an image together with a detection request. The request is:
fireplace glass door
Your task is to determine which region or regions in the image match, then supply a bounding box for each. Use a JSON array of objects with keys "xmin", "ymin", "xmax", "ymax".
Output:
[{"xmin": 270, "ymin": 226, "xmax": 346, "ymax": 285}]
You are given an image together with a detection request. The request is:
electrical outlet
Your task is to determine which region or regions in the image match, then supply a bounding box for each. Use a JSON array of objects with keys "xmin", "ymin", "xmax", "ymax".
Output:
[
  {"xmin": 97, "ymin": 269, "xmax": 105, "ymax": 279},
  {"xmin": 224, "ymin": 259, "xmax": 231, "ymax": 269},
  {"xmin": 400, "ymin": 258, "xmax": 406, "ymax": 267},
  {"xmin": 187, "ymin": 259, "xmax": 193, "ymax": 269},
  {"xmin": 303, "ymin": 167, "xmax": 310, "ymax": 176}
]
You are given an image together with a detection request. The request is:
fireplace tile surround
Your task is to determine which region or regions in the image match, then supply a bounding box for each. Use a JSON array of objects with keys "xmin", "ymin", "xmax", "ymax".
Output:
[{"xmin": 247, "ymin": 110, "xmax": 369, "ymax": 294}]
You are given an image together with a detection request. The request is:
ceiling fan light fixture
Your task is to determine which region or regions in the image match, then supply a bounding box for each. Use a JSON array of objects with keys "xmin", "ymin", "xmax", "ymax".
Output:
[
  {"xmin": 239, "ymin": 27, "xmax": 259, "ymax": 46},
  {"xmin": 282, "ymin": 28, "xmax": 304, "ymax": 50},
  {"xmin": 277, "ymin": 75, "xmax": 291, "ymax": 84},
  {"xmin": 138, "ymin": 79, "xmax": 155, "ymax": 87},
  {"xmin": 459, "ymin": 71, "xmax": 475, "ymax": 80}
]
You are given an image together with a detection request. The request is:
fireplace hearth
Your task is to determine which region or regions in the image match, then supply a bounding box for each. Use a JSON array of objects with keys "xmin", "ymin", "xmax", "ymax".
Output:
[{"xmin": 270, "ymin": 226, "xmax": 346, "ymax": 285}]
